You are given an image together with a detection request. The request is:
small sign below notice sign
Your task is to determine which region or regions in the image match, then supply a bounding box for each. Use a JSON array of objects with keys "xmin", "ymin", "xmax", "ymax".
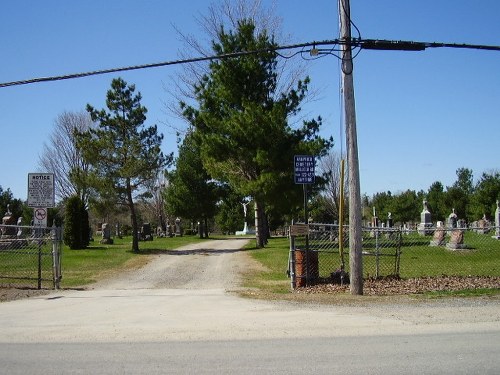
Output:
[
  {"xmin": 27, "ymin": 173, "xmax": 55, "ymax": 208},
  {"xmin": 33, "ymin": 207, "xmax": 48, "ymax": 227}
]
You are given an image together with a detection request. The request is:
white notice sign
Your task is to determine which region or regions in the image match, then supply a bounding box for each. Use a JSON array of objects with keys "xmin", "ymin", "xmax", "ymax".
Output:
[{"xmin": 27, "ymin": 173, "xmax": 55, "ymax": 208}]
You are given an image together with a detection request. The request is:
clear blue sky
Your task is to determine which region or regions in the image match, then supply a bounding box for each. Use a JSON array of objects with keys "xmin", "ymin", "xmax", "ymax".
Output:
[{"xmin": 1, "ymin": 0, "xmax": 499, "ymax": 201}]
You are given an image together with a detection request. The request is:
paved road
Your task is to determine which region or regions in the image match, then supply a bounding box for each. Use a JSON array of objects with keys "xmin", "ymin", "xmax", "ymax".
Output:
[{"xmin": 1, "ymin": 239, "xmax": 499, "ymax": 374}]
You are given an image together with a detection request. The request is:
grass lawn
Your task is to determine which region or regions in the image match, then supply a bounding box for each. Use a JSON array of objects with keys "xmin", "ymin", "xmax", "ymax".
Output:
[{"xmin": 243, "ymin": 235, "xmax": 500, "ymax": 297}]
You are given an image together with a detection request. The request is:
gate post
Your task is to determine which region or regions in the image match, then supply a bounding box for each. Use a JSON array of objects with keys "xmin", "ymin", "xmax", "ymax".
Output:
[{"xmin": 51, "ymin": 222, "xmax": 62, "ymax": 289}]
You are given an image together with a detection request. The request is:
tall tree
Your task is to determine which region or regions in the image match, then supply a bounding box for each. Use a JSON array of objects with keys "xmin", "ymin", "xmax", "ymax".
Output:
[
  {"xmin": 426, "ymin": 181, "xmax": 447, "ymax": 222},
  {"xmin": 469, "ymin": 170, "xmax": 500, "ymax": 220},
  {"xmin": 390, "ymin": 189, "xmax": 422, "ymax": 224},
  {"xmin": 182, "ymin": 20, "xmax": 331, "ymax": 247},
  {"xmin": 64, "ymin": 195, "xmax": 89, "ymax": 250},
  {"xmin": 38, "ymin": 111, "xmax": 93, "ymax": 204},
  {"xmin": 76, "ymin": 78, "xmax": 172, "ymax": 252},
  {"xmin": 164, "ymin": 131, "xmax": 218, "ymax": 238},
  {"xmin": 445, "ymin": 167, "xmax": 474, "ymax": 221}
]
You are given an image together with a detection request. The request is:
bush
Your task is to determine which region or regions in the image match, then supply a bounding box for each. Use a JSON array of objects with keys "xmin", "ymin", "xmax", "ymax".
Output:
[{"xmin": 64, "ymin": 196, "xmax": 89, "ymax": 250}]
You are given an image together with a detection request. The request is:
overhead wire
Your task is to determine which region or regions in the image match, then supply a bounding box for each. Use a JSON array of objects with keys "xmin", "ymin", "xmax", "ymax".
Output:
[{"xmin": 1, "ymin": 39, "xmax": 499, "ymax": 88}]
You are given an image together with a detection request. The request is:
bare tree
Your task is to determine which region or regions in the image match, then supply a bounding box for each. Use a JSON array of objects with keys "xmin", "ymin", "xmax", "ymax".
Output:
[
  {"xmin": 38, "ymin": 110, "xmax": 93, "ymax": 204},
  {"xmin": 318, "ymin": 151, "xmax": 349, "ymax": 222},
  {"xmin": 164, "ymin": 0, "xmax": 310, "ymax": 134}
]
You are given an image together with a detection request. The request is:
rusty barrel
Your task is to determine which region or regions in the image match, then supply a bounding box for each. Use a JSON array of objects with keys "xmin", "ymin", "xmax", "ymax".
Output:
[{"xmin": 294, "ymin": 248, "xmax": 319, "ymax": 287}]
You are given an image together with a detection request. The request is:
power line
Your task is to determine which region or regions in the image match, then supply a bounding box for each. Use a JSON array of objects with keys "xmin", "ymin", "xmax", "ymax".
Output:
[{"xmin": 1, "ymin": 38, "xmax": 499, "ymax": 88}]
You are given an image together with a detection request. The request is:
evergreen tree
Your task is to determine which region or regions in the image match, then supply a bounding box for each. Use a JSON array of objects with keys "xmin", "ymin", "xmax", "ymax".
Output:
[
  {"xmin": 76, "ymin": 78, "xmax": 172, "ymax": 252},
  {"xmin": 427, "ymin": 181, "xmax": 447, "ymax": 222},
  {"xmin": 181, "ymin": 20, "xmax": 331, "ymax": 247},
  {"xmin": 469, "ymin": 171, "xmax": 500, "ymax": 220},
  {"xmin": 164, "ymin": 131, "xmax": 218, "ymax": 238},
  {"xmin": 64, "ymin": 195, "xmax": 88, "ymax": 249}
]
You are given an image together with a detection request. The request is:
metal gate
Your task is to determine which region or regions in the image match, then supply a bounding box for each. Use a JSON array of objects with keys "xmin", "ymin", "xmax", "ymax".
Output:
[{"xmin": 0, "ymin": 223, "xmax": 62, "ymax": 289}]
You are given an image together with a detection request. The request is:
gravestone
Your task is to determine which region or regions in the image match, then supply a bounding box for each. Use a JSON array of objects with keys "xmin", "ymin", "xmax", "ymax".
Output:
[
  {"xmin": 417, "ymin": 200, "xmax": 433, "ymax": 235},
  {"xmin": 1, "ymin": 205, "xmax": 16, "ymax": 237},
  {"xmin": 370, "ymin": 207, "xmax": 379, "ymax": 238},
  {"xmin": 100, "ymin": 223, "xmax": 113, "ymax": 244},
  {"xmin": 447, "ymin": 209, "xmax": 457, "ymax": 229},
  {"xmin": 175, "ymin": 217, "xmax": 182, "ymax": 237},
  {"xmin": 140, "ymin": 223, "xmax": 153, "ymax": 241},
  {"xmin": 476, "ymin": 215, "xmax": 489, "ymax": 234},
  {"xmin": 16, "ymin": 217, "xmax": 23, "ymax": 238},
  {"xmin": 430, "ymin": 227, "xmax": 446, "ymax": 246},
  {"xmin": 96, "ymin": 222, "xmax": 103, "ymax": 237},
  {"xmin": 493, "ymin": 200, "xmax": 500, "ymax": 240},
  {"xmin": 386, "ymin": 212, "xmax": 393, "ymax": 228},
  {"xmin": 446, "ymin": 229, "xmax": 466, "ymax": 250}
]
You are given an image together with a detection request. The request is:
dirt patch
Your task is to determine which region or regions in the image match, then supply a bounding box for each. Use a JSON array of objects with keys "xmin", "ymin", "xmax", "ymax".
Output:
[{"xmin": 0, "ymin": 287, "xmax": 52, "ymax": 302}]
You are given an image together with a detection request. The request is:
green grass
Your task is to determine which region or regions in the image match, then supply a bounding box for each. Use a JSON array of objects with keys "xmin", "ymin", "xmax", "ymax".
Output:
[
  {"xmin": 243, "ymin": 237, "xmax": 291, "ymax": 294},
  {"xmin": 398, "ymin": 232, "xmax": 500, "ymax": 278},
  {"xmin": 243, "ymin": 233, "xmax": 500, "ymax": 296},
  {"xmin": 423, "ymin": 288, "xmax": 500, "ymax": 298}
]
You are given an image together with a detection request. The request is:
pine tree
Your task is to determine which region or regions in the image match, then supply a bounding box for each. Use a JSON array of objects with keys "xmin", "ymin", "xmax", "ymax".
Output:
[{"xmin": 76, "ymin": 78, "xmax": 171, "ymax": 252}]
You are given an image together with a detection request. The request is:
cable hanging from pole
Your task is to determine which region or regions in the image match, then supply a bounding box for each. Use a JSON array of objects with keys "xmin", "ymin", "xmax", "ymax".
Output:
[{"xmin": 1, "ymin": 38, "xmax": 499, "ymax": 88}]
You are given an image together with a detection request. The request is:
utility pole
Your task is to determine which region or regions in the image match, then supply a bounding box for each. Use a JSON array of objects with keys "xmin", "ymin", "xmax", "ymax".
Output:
[{"xmin": 339, "ymin": 0, "xmax": 363, "ymax": 295}]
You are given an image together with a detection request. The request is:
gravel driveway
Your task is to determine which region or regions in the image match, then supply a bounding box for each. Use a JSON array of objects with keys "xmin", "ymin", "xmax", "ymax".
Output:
[{"xmin": 92, "ymin": 238, "xmax": 255, "ymax": 291}]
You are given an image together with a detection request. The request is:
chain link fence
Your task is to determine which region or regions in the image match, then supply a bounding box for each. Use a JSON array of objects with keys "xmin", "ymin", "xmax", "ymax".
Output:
[
  {"xmin": 0, "ymin": 224, "xmax": 62, "ymax": 289},
  {"xmin": 289, "ymin": 223, "xmax": 500, "ymax": 288}
]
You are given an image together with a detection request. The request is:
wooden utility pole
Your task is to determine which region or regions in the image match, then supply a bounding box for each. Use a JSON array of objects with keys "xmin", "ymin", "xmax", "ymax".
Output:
[{"xmin": 338, "ymin": 0, "xmax": 363, "ymax": 294}]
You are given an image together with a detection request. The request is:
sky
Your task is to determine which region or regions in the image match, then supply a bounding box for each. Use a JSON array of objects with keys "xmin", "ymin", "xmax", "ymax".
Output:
[{"xmin": 1, "ymin": 0, "xmax": 499, "ymax": 202}]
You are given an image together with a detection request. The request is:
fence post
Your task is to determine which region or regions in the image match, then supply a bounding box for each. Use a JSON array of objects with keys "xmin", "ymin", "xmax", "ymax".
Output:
[
  {"xmin": 37, "ymin": 238, "xmax": 42, "ymax": 290},
  {"xmin": 289, "ymin": 233, "xmax": 295, "ymax": 290},
  {"xmin": 51, "ymin": 222, "xmax": 62, "ymax": 290}
]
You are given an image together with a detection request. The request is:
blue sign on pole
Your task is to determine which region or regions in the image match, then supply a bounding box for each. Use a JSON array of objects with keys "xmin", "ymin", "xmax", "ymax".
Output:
[{"xmin": 294, "ymin": 155, "xmax": 315, "ymax": 184}]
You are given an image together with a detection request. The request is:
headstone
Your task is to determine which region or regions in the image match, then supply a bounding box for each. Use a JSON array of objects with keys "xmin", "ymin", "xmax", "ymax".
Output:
[
  {"xmin": 446, "ymin": 229, "xmax": 466, "ymax": 250},
  {"xmin": 96, "ymin": 222, "xmax": 103, "ymax": 237},
  {"xmin": 493, "ymin": 200, "xmax": 500, "ymax": 240},
  {"xmin": 140, "ymin": 223, "xmax": 153, "ymax": 241},
  {"xmin": 175, "ymin": 217, "xmax": 182, "ymax": 237},
  {"xmin": 386, "ymin": 212, "xmax": 393, "ymax": 228},
  {"xmin": 100, "ymin": 223, "xmax": 113, "ymax": 244},
  {"xmin": 1, "ymin": 205, "xmax": 16, "ymax": 237},
  {"xmin": 16, "ymin": 217, "xmax": 23, "ymax": 238},
  {"xmin": 447, "ymin": 209, "xmax": 457, "ymax": 229},
  {"xmin": 430, "ymin": 227, "xmax": 446, "ymax": 246},
  {"xmin": 417, "ymin": 200, "xmax": 433, "ymax": 235},
  {"xmin": 477, "ymin": 216, "xmax": 489, "ymax": 234}
]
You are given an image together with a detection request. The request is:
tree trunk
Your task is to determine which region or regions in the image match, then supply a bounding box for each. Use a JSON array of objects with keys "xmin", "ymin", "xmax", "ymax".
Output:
[
  {"xmin": 204, "ymin": 217, "xmax": 209, "ymax": 238},
  {"xmin": 254, "ymin": 199, "xmax": 266, "ymax": 248}
]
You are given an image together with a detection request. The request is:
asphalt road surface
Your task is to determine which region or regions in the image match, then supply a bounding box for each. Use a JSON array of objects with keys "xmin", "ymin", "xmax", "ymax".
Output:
[{"xmin": 1, "ymin": 238, "xmax": 499, "ymax": 374}]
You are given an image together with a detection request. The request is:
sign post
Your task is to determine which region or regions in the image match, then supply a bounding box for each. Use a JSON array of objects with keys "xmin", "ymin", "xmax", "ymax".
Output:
[{"xmin": 294, "ymin": 155, "xmax": 315, "ymax": 287}]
